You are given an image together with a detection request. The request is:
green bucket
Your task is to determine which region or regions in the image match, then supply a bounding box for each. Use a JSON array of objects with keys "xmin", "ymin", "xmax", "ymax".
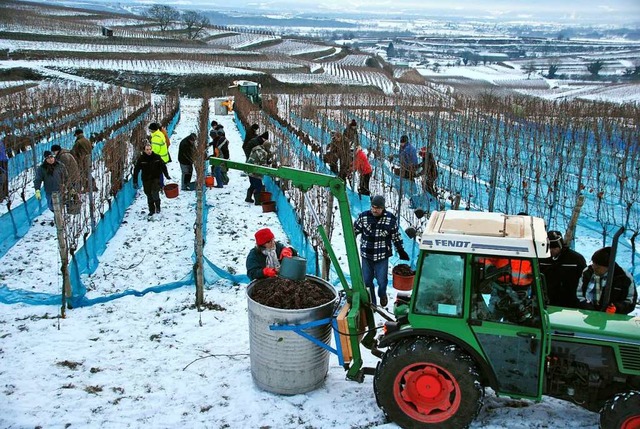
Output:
[{"xmin": 279, "ymin": 256, "xmax": 307, "ymax": 281}]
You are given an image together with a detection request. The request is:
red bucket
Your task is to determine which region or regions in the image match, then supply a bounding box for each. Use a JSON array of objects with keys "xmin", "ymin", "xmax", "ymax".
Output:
[
  {"xmin": 260, "ymin": 191, "xmax": 272, "ymax": 203},
  {"xmin": 392, "ymin": 264, "xmax": 415, "ymax": 291},
  {"xmin": 205, "ymin": 176, "xmax": 215, "ymax": 188},
  {"xmin": 262, "ymin": 201, "xmax": 276, "ymax": 213},
  {"xmin": 163, "ymin": 183, "xmax": 179, "ymax": 199}
]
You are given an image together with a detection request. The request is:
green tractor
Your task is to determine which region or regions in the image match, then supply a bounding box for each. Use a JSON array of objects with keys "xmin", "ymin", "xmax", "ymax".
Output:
[
  {"xmin": 230, "ymin": 80, "xmax": 262, "ymax": 107},
  {"xmin": 208, "ymin": 159, "xmax": 640, "ymax": 429}
]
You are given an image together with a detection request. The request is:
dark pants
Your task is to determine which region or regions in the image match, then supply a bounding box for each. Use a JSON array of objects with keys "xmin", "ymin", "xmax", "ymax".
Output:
[
  {"xmin": 143, "ymin": 178, "xmax": 161, "ymax": 214},
  {"xmin": 248, "ymin": 176, "xmax": 263, "ymax": 201},
  {"xmin": 180, "ymin": 163, "xmax": 193, "ymax": 190},
  {"xmin": 358, "ymin": 172, "xmax": 371, "ymax": 196}
]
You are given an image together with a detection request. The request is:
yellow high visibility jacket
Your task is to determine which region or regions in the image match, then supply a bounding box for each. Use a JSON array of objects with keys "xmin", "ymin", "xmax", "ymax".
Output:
[{"xmin": 150, "ymin": 130, "xmax": 169, "ymax": 163}]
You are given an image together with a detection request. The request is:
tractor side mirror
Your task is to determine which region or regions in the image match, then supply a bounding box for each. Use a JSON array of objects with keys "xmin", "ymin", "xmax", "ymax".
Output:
[
  {"xmin": 405, "ymin": 227, "xmax": 417, "ymax": 239},
  {"xmin": 414, "ymin": 208, "xmax": 425, "ymax": 219}
]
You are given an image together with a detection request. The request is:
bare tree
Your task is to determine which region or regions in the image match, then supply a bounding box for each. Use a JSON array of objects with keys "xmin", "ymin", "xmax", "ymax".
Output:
[
  {"xmin": 547, "ymin": 63, "xmax": 559, "ymax": 78},
  {"xmin": 523, "ymin": 62, "xmax": 536, "ymax": 79},
  {"xmin": 182, "ymin": 11, "xmax": 210, "ymax": 40},
  {"xmin": 147, "ymin": 5, "xmax": 179, "ymax": 32},
  {"xmin": 587, "ymin": 59, "xmax": 605, "ymax": 76}
]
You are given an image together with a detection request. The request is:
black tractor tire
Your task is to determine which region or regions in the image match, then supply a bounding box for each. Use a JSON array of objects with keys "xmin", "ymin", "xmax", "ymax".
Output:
[
  {"xmin": 374, "ymin": 337, "xmax": 483, "ymax": 429},
  {"xmin": 600, "ymin": 390, "xmax": 640, "ymax": 429}
]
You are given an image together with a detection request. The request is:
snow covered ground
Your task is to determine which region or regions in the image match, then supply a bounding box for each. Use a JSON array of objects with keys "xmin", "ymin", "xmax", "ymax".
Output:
[{"xmin": 0, "ymin": 98, "xmax": 619, "ymax": 429}]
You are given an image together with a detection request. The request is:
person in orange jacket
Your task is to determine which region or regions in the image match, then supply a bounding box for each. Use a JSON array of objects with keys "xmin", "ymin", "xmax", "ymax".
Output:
[
  {"xmin": 352, "ymin": 143, "xmax": 372, "ymax": 196},
  {"xmin": 246, "ymin": 228, "xmax": 297, "ymax": 280}
]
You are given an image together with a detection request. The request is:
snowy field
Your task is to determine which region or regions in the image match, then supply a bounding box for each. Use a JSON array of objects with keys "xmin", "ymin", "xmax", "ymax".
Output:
[{"xmin": 0, "ymin": 98, "xmax": 615, "ymax": 429}]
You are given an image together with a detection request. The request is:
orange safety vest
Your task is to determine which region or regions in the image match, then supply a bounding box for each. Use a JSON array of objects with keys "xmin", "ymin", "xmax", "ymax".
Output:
[{"xmin": 481, "ymin": 257, "xmax": 533, "ymax": 288}]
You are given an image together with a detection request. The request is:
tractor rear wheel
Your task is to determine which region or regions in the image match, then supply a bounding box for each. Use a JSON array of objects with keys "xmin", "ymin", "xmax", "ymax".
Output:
[
  {"xmin": 374, "ymin": 337, "xmax": 483, "ymax": 429},
  {"xmin": 600, "ymin": 391, "xmax": 640, "ymax": 429}
]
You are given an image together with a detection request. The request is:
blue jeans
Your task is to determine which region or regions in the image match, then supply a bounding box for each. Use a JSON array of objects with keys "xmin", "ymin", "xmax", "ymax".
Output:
[
  {"xmin": 45, "ymin": 192, "xmax": 53, "ymax": 212},
  {"xmin": 361, "ymin": 257, "xmax": 389, "ymax": 305}
]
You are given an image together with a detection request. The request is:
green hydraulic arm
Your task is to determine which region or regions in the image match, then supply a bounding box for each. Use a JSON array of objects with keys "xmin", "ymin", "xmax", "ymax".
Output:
[{"xmin": 209, "ymin": 158, "xmax": 376, "ymax": 380}]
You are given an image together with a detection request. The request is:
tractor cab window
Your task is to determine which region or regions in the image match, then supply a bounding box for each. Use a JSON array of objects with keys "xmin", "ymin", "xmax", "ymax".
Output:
[
  {"xmin": 471, "ymin": 255, "xmax": 540, "ymax": 326},
  {"xmin": 414, "ymin": 252, "xmax": 464, "ymax": 317}
]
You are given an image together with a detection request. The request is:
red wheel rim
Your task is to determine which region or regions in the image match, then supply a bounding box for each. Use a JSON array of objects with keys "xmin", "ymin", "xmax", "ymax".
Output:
[
  {"xmin": 393, "ymin": 362, "xmax": 461, "ymax": 423},
  {"xmin": 621, "ymin": 416, "xmax": 640, "ymax": 429}
]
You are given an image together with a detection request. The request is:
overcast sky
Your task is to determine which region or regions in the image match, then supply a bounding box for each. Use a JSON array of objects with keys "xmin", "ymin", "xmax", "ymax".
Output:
[{"xmin": 168, "ymin": 0, "xmax": 639, "ymax": 20}]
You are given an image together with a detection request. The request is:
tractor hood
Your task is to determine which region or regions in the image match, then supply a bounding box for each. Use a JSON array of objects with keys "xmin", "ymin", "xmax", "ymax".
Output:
[{"xmin": 548, "ymin": 306, "xmax": 640, "ymax": 345}]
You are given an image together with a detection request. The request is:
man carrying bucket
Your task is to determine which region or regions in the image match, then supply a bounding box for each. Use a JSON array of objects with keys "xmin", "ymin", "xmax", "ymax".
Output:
[
  {"xmin": 133, "ymin": 143, "xmax": 171, "ymax": 220},
  {"xmin": 354, "ymin": 195, "xmax": 409, "ymax": 307}
]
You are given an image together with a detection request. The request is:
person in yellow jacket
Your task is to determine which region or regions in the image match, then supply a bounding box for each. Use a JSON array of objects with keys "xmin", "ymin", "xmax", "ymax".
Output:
[{"xmin": 149, "ymin": 123, "xmax": 169, "ymax": 163}]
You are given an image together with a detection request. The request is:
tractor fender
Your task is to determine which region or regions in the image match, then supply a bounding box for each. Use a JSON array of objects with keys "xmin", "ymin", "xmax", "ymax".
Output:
[{"xmin": 377, "ymin": 327, "xmax": 499, "ymax": 390}]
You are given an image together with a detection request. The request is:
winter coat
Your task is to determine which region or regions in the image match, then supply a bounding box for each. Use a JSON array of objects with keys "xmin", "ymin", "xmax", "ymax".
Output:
[
  {"xmin": 211, "ymin": 135, "xmax": 230, "ymax": 159},
  {"xmin": 399, "ymin": 142, "xmax": 419, "ymax": 171},
  {"xmin": 343, "ymin": 126, "xmax": 359, "ymax": 147},
  {"xmin": 71, "ymin": 134, "xmax": 92, "ymax": 168},
  {"xmin": 34, "ymin": 160, "xmax": 68, "ymax": 194},
  {"xmin": 246, "ymin": 242, "xmax": 298, "ymax": 280},
  {"xmin": 150, "ymin": 129, "xmax": 169, "ymax": 163},
  {"xmin": 354, "ymin": 209, "xmax": 403, "ymax": 262},
  {"xmin": 247, "ymin": 144, "xmax": 270, "ymax": 178},
  {"xmin": 244, "ymin": 135, "xmax": 266, "ymax": 160},
  {"xmin": 540, "ymin": 248, "xmax": 586, "ymax": 308},
  {"xmin": 178, "ymin": 136, "xmax": 195, "ymax": 165},
  {"xmin": 576, "ymin": 263, "xmax": 636, "ymax": 314},
  {"xmin": 133, "ymin": 152, "xmax": 169, "ymax": 185},
  {"xmin": 325, "ymin": 133, "xmax": 352, "ymax": 180},
  {"xmin": 55, "ymin": 149, "xmax": 80, "ymax": 190},
  {"xmin": 353, "ymin": 148, "xmax": 372, "ymax": 175}
]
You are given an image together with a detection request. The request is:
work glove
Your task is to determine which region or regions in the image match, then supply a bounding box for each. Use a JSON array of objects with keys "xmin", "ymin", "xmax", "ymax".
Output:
[
  {"xmin": 34, "ymin": 189, "xmax": 41, "ymax": 200},
  {"xmin": 397, "ymin": 248, "xmax": 410, "ymax": 261},
  {"xmin": 279, "ymin": 247, "xmax": 293, "ymax": 259},
  {"xmin": 606, "ymin": 304, "xmax": 616, "ymax": 314},
  {"xmin": 263, "ymin": 267, "xmax": 277, "ymax": 277}
]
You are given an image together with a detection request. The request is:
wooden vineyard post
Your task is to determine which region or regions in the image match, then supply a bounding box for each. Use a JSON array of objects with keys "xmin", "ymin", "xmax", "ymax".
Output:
[
  {"xmin": 52, "ymin": 193, "xmax": 71, "ymax": 317},
  {"xmin": 564, "ymin": 194, "xmax": 585, "ymax": 249}
]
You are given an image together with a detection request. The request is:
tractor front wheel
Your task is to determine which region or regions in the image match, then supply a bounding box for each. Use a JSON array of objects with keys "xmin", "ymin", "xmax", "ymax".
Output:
[
  {"xmin": 374, "ymin": 338, "xmax": 483, "ymax": 429},
  {"xmin": 600, "ymin": 391, "xmax": 640, "ymax": 429}
]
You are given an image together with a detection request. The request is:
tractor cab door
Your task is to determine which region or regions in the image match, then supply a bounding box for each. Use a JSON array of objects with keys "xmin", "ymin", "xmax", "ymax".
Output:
[{"xmin": 468, "ymin": 255, "xmax": 548, "ymax": 400}]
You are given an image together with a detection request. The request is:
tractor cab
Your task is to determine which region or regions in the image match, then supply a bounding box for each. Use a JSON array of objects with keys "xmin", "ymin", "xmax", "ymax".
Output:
[{"xmin": 230, "ymin": 80, "xmax": 262, "ymax": 107}]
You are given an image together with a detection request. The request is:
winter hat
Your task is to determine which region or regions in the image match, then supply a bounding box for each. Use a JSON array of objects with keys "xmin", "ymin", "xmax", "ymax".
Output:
[
  {"xmin": 400, "ymin": 135, "xmax": 409, "ymax": 144},
  {"xmin": 371, "ymin": 195, "xmax": 385, "ymax": 208},
  {"xmin": 43, "ymin": 150, "xmax": 53, "ymax": 160},
  {"xmin": 547, "ymin": 230, "xmax": 563, "ymax": 249},
  {"xmin": 255, "ymin": 228, "xmax": 275, "ymax": 246},
  {"xmin": 149, "ymin": 123, "xmax": 160, "ymax": 131},
  {"xmin": 51, "ymin": 144, "xmax": 61, "ymax": 152},
  {"xmin": 591, "ymin": 247, "xmax": 611, "ymax": 267},
  {"xmin": 74, "ymin": 128, "xmax": 84, "ymax": 136},
  {"xmin": 251, "ymin": 123, "xmax": 259, "ymax": 130},
  {"xmin": 350, "ymin": 119, "xmax": 357, "ymax": 127},
  {"xmin": 260, "ymin": 131, "xmax": 269, "ymax": 140}
]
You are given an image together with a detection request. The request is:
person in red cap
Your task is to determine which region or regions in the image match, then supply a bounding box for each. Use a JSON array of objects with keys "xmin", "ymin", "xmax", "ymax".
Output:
[{"xmin": 246, "ymin": 228, "xmax": 297, "ymax": 280}]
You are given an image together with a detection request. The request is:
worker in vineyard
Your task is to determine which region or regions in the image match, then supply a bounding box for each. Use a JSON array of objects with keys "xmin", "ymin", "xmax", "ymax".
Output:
[
  {"xmin": 246, "ymin": 227, "xmax": 297, "ymax": 280},
  {"xmin": 398, "ymin": 135, "xmax": 420, "ymax": 180},
  {"xmin": 419, "ymin": 146, "xmax": 438, "ymax": 196},
  {"xmin": 245, "ymin": 140, "xmax": 271, "ymax": 204},
  {"xmin": 178, "ymin": 133, "xmax": 196, "ymax": 191},
  {"xmin": 33, "ymin": 150, "xmax": 68, "ymax": 212},
  {"xmin": 354, "ymin": 195, "xmax": 410, "ymax": 307},
  {"xmin": 324, "ymin": 130, "xmax": 351, "ymax": 181},
  {"xmin": 576, "ymin": 247, "xmax": 636, "ymax": 315},
  {"xmin": 343, "ymin": 119, "xmax": 360, "ymax": 147},
  {"xmin": 540, "ymin": 230, "xmax": 586, "ymax": 308},
  {"xmin": 244, "ymin": 131, "xmax": 269, "ymax": 162},
  {"xmin": 132, "ymin": 143, "xmax": 171, "ymax": 220},
  {"xmin": 71, "ymin": 128, "xmax": 95, "ymax": 192},
  {"xmin": 210, "ymin": 129, "xmax": 229, "ymax": 188},
  {"xmin": 242, "ymin": 123, "xmax": 260, "ymax": 159},
  {"xmin": 149, "ymin": 123, "xmax": 169, "ymax": 163},
  {"xmin": 352, "ymin": 143, "xmax": 372, "ymax": 196}
]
